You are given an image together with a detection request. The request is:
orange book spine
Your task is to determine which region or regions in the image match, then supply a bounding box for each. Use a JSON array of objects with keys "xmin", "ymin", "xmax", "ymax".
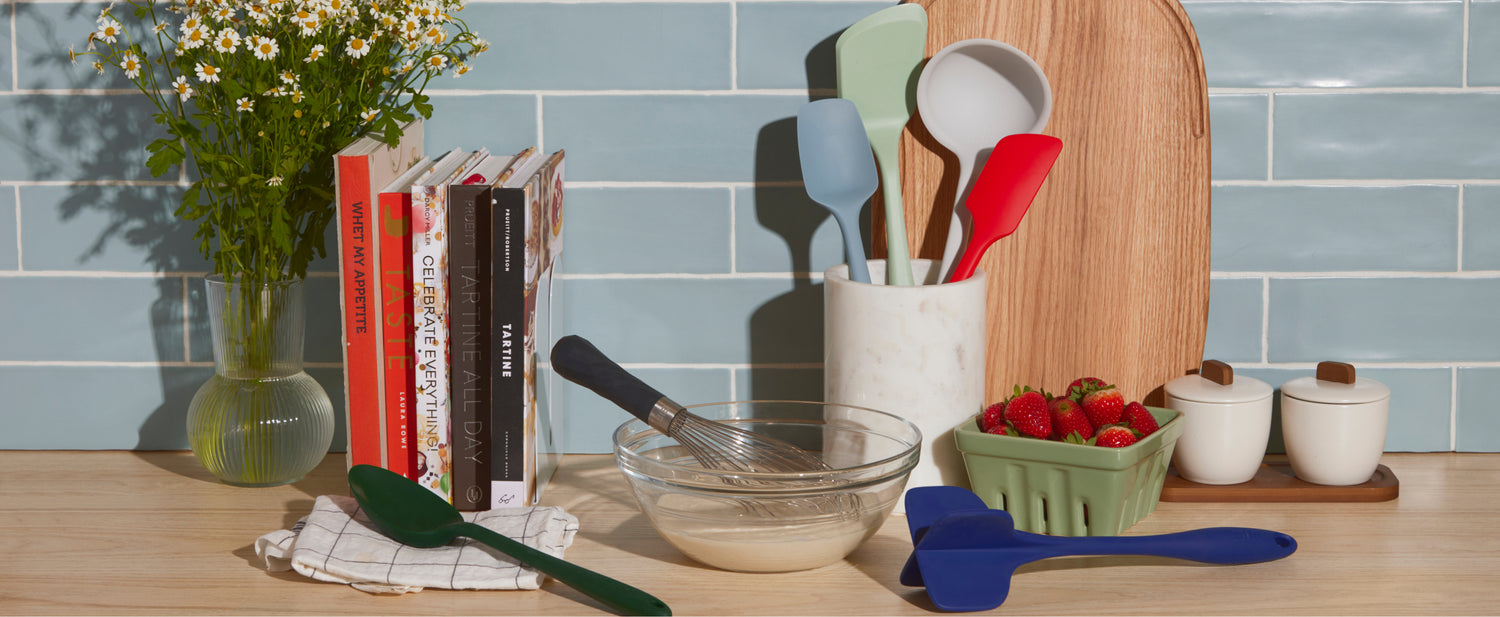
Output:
[
  {"xmin": 379, "ymin": 190, "xmax": 416, "ymax": 479},
  {"xmin": 337, "ymin": 155, "xmax": 382, "ymax": 468}
]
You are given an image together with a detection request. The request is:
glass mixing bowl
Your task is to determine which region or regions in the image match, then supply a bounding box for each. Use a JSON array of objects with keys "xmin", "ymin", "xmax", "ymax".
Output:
[{"xmin": 613, "ymin": 400, "xmax": 921, "ymax": 573}]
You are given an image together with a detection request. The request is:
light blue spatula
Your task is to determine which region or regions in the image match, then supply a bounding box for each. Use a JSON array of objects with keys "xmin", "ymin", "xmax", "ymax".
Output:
[{"xmin": 797, "ymin": 98, "xmax": 879, "ymax": 284}]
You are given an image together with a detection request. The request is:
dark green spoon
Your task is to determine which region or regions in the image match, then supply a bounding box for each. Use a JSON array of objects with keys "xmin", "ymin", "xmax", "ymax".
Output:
[{"xmin": 348, "ymin": 464, "xmax": 671, "ymax": 616}]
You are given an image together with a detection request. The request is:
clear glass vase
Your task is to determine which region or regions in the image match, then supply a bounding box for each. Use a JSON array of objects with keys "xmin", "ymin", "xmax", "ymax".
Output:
[{"xmin": 187, "ymin": 275, "xmax": 334, "ymax": 487}]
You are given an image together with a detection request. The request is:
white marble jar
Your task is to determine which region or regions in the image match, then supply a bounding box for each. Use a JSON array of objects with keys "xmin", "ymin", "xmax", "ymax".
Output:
[
  {"xmin": 1280, "ymin": 362, "xmax": 1390, "ymax": 486},
  {"xmin": 824, "ymin": 259, "xmax": 986, "ymax": 505},
  {"xmin": 1163, "ymin": 360, "xmax": 1273, "ymax": 485}
]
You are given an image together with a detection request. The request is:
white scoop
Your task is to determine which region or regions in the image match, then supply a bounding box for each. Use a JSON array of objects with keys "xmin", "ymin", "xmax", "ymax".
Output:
[{"xmin": 917, "ymin": 39, "xmax": 1052, "ymax": 282}]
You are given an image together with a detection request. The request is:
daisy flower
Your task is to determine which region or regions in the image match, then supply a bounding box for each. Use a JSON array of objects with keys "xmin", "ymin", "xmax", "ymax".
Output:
[
  {"xmin": 179, "ymin": 16, "xmax": 201, "ymax": 33},
  {"xmin": 399, "ymin": 17, "xmax": 421, "ymax": 39},
  {"xmin": 171, "ymin": 75, "xmax": 194, "ymax": 100},
  {"xmin": 250, "ymin": 36, "xmax": 278, "ymax": 60},
  {"xmin": 95, "ymin": 18, "xmax": 123, "ymax": 44},
  {"xmin": 92, "ymin": 61, "xmax": 105, "ymax": 75},
  {"xmin": 263, "ymin": 86, "xmax": 283, "ymax": 97},
  {"xmin": 290, "ymin": 89, "xmax": 304, "ymax": 103},
  {"xmin": 279, "ymin": 70, "xmax": 298, "ymax": 84},
  {"xmin": 345, "ymin": 36, "xmax": 370, "ymax": 58},
  {"xmin": 360, "ymin": 107, "xmax": 378, "ymax": 123},
  {"xmin": 235, "ymin": 97, "xmax": 254, "ymax": 112},
  {"xmin": 212, "ymin": 6, "xmax": 236, "ymax": 21},
  {"xmin": 153, "ymin": 23, "xmax": 168, "ymax": 34},
  {"xmin": 119, "ymin": 52, "xmax": 141, "ymax": 79},
  {"xmin": 298, "ymin": 18, "xmax": 321, "ymax": 36},
  {"xmin": 195, "ymin": 62, "xmax": 221, "ymax": 83},
  {"xmin": 267, "ymin": 176, "xmax": 284, "ymax": 187},
  {"xmin": 214, "ymin": 28, "xmax": 240, "ymax": 53},
  {"xmin": 303, "ymin": 44, "xmax": 325, "ymax": 62},
  {"xmin": 452, "ymin": 62, "xmax": 470, "ymax": 78},
  {"xmin": 181, "ymin": 27, "xmax": 207, "ymax": 49},
  {"xmin": 421, "ymin": 25, "xmax": 445, "ymax": 45},
  {"xmin": 425, "ymin": 54, "xmax": 447, "ymax": 70}
]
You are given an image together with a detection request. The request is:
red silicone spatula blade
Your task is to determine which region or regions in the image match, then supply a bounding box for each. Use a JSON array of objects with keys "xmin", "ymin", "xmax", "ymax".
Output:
[{"xmin": 947, "ymin": 133, "xmax": 1063, "ymax": 283}]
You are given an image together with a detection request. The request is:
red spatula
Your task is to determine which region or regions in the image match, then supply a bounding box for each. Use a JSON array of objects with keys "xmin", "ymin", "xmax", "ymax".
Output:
[{"xmin": 946, "ymin": 133, "xmax": 1063, "ymax": 283}]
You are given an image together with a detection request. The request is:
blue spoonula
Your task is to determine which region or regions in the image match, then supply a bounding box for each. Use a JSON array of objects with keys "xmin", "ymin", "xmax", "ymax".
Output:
[{"xmin": 797, "ymin": 98, "xmax": 879, "ymax": 284}]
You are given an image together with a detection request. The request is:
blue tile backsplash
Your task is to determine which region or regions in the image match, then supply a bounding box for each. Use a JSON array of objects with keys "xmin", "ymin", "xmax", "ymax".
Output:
[{"xmin": 2, "ymin": 0, "xmax": 1495, "ymax": 453}]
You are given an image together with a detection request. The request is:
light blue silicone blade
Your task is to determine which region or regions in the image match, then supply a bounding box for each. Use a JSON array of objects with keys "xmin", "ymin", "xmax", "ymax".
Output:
[{"xmin": 797, "ymin": 98, "xmax": 878, "ymax": 284}]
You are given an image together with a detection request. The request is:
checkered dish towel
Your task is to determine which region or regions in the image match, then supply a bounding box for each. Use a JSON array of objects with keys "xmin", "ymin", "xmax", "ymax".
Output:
[{"xmin": 255, "ymin": 495, "xmax": 580, "ymax": 595}]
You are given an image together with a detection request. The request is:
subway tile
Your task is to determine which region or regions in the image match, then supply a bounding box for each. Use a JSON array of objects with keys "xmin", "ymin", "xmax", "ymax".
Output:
[
  {"xmin": 0, "ymin": 365, "xmax": 345, "ymax": 451},
  {"xmin": 0, "ymin": 2, "xmax": 12, "ymax": 91},
  {"xmin": 187, "ymin": 275, "xmax": 344, "ymax": 365},
  {"xmin": 542, "ymin": 95, "xmax": 805, "ymax": 183},
  {"xmin": 0, "ymin": 276, "xmax": 185, "ymax": 362},
  {"xmin": 1461, "ymin": 185, "xmax": 1500, "ymax": 270},
  {"xmin": 0, "ymin": 95, "xmax": 160, "ymax": 182},
  {"xmin": 1211, "ymin": 185, "xmax": 1458, "ymax": 272},
  {"xmin": 555, "ymin": 277, "xmax": 824, "ymax": 365},
  {"xmin": 557, "ymin": 368, "xmax": 731, "ymax": 453},
  {"xmin": 734, "ymin": 367, "xmax": 824, "ymax": 402},
  {"xmin": 1273, "ymin": 93, "xmax": 1500, "ymax": 180},
  {"xmin": 0, "ymin": 191, "xmax": 16, "ymax": 270},
  {"xmin": 1466, "ymin": 1, "xmax": 1500, "ymax": 86},
  {"xmin": 1183, "ymin": 1, "xmax": 1462, "ymax": 88},
  {"xmin": 437, "ymin": 3, "xmax": 730, "ymax": 91},
  {"xmin": 559, "ymin": 187, "xmax": 732, "ymax": 275},
  {"xmin": 1269, "ymin": 277, "xmax": 1500, "ymax": 362},
  {"xmin": 734, "ymin": 186, "xmax": 847, "ymax": 274},
  {"xmin": 1209, "ymin": 95, "xmax": 1268, "ymax": 181},
  {"xmin": 425, "ymin": 95, "xmax": 539, "ymax": 157},
  {"xmin": 18, "ymin": 185, "xmax": 209, "ymax": 273},
  {"xmin": 14, "ymin": 1, "xmax": 135, "ymax": 91},
  {"xmin": 1457, "ymin": 367, "xmax": 1500, "ymax": 452},
  {"xmin": 1204, "ymin": 277, "xmax": 1262, "ymax": 363},
  {"xmin": 1236, "ymin": 367, "xmax": 1452, "ymax": 454},
  {"xmin": 736, "ymin": 1, "xmax": 894, "ymax": 90}
]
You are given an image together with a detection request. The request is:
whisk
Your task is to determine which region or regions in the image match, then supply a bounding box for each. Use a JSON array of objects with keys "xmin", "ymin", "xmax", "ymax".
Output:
[{"xmin": 551, "ymin": 335, "xmax": 829, "ymax": 474}]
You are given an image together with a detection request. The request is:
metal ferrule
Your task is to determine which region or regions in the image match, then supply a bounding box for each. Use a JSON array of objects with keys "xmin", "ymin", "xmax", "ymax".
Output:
[{"xmin": 646, "ymin": 397, "xmax": 686, "ymax": 435}]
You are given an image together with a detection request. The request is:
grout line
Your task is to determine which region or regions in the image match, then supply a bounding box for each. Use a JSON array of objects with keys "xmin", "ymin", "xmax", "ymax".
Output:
[
  {"xmin": 556, "ymin": 271, "xmax": 824, "ymax": 280},
  {"xmin": 1216, "ymin": 270, "xmax": 1500, "ymax": 278},
  {"xmin": 10, "ymin": 1, "xmax": 17, "ymax": 92},
  {"xmin": 570, "ymin": 180, "xmax": 802, "ymax": 189},
  {"xmin": 19, "ymin": 88, "xmax": 833, "ymax": 97},
  {"xmin": 727, "ymin": 187, "xmax": 738, "ymax": 273},
  {"xmin": 1213, "ymin": 179, "xmax": 1479, "ymax": 187},
  {"xmin": 1451, "ymin": 366, "xmax": 1459, "ymax": 451},
  {"xmin": 729, "ymin": 1, "xmax": 738, "ymax": 90},
  {"xmin": 0, "ymin": 360, "xmax": 217, "ymax": 367},
  {"xmin": 1458, "ymin": 184, "xmax": 1466, "ymax": 271},
  {"xmin": 1207, "ymin": 86, "xmax": 1500, "ymax": 95},
  {"xmin": 1464, "ymin": 0, "xmax": 1472, "ymax": 89},
  {"xmin": 535, "ymin": 93, "xmax": 545, "ymax": 152},
  {"xmin": 1266, "ymin": 94, "xmax": 1274, "ymax": 181},
  {"xmin": 0, "ymin": 270, "xmax": 339, "ymax": 278},
  {"xmin": 1261, "ymin": 277, "xmax": 1270, "ymax": 364}
]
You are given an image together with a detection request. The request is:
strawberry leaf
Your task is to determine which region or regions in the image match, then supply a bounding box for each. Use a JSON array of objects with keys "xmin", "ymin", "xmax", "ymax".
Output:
[{"xmin": 1063, "ymin": 432, "xmax": 1087, "ymax": 445}]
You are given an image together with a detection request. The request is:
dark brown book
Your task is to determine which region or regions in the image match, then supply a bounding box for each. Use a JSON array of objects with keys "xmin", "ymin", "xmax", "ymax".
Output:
[{"xmin": 446, "ymin": 182, "xmax": 492, "ymax": 511}]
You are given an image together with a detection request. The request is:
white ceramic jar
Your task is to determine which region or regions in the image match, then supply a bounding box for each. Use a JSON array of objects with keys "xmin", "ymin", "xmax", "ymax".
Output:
[
  {"xmin": 1279, "ymin": 361, "xmax": 1390, "ymax": 486},
  {"xmin": 1164, "ymin": 360, "xmax": 1273, "ymax": 485}
]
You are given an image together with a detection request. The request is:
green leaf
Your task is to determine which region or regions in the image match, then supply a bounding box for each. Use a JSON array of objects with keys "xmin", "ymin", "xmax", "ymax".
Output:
[{"xmin": 145, "ymin": 138, "xmax": 184, "ymax": 177}]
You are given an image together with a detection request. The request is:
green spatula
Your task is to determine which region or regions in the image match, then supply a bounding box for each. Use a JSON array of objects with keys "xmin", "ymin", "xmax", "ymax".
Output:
[{"xmin": 836, "ymin": 3, "xmax": 928, "ymax": 286}]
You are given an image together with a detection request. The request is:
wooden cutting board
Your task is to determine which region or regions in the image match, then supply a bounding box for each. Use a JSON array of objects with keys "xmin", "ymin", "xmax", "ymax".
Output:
[{"xmin": 877, "ymin": 0, "xmax": 1213, "ymax": 405}]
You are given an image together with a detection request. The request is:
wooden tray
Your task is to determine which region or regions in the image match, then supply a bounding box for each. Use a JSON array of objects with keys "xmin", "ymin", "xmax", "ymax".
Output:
[
  {"xmin": 1160, "ymin": 456, "xmax": 1400, "ymax": 502},
  {"xmin": 885, "ymin": 0, "xmax": 1213, "ymax": 405}
]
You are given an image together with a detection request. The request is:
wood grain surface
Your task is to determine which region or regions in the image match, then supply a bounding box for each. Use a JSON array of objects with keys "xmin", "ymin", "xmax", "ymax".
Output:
[
  {"xmin": 1, "ymin": 452, "xmax": 1496, "ymax": 615},
  {"xmin": 878, "ymin": 0, "xmax": 1212, "ymax": 404}
]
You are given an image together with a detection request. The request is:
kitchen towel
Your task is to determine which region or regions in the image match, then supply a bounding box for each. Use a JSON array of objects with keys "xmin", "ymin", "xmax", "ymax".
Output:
[{"xmin": 255, "ymin": 495, "xmax": 579, "ymax": 594}]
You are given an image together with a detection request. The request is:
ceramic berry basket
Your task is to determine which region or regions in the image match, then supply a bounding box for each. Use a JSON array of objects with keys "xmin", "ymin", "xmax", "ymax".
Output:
[{"xmin": 952, "ymin": 407, "xmax": 1183, "ymax": 537}]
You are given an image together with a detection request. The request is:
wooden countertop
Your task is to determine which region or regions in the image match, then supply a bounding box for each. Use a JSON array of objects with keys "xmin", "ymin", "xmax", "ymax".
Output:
[{"xmin": 0, "ymin": 451, "xmax": 1494, "ymax": 615}]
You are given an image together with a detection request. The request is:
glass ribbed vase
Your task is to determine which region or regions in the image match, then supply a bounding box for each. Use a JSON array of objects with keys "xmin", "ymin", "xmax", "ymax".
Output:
[{"xmin": 187, "ymin": 275, "xmax": 334, "ymax": 487}]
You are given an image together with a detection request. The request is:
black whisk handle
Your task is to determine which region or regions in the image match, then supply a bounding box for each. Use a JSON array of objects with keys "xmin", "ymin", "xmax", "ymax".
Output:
[{"xmin": 551, "ymin": 334, "xmax": 666, "ymax": 423}]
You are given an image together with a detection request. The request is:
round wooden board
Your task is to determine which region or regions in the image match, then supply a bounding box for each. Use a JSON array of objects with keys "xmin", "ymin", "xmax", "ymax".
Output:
[{"xmin": 881, "ymin": 0, "xmax": 1213, "ymax": 404}]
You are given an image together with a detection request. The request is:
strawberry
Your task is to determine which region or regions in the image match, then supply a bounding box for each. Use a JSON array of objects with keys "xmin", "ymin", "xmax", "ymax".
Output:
[
  {"xmin": 980, "ymin": 401, "xmax": 1006, "ymax": 433},
  {"xmin": 1049, "ymin": 397, "xmax": 1093, "ymax": 442},
  {"xmin": 1003, "ymin": 386, "xmax": 1052, "ymax": 439},
  {"xmin": 1064, "ymin": 377, "xmax": 1109, "ymax": 403},
  {"xmin": 1094, "ymin": 425, "xmax": 1139, "ymax": 448},
  {"xmin": 1080, "ymin": 386, "xmax": 1125, "ymax": 428},
  {"xmin": 1122, "ymin": 401, "xmax": 1159, "ymax": 437}
]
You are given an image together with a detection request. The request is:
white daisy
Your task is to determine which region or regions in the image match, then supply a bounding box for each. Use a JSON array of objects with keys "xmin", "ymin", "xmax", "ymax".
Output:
[
  {"xmin": 250, "ymin": 36, "xmax": 278, "ymax": 60},
  {"xmin": 181, "ymin": 26, "xmax": 207, "ymax": 49},
  {"xmin": 171, "ymin": 75, "xmax": 194, "ymax": 100},
  {"xmin": 179, "ymin": 16, "xmax": 201, "ymax": 33},
  {"xmin": 212, "ymin": 7, "xmax": 235, "ymax": 21},
  {"xmin": 153, "ymin": 23, "xmax": 168, "ymax": 34},
  {"xmin": 452, "ymin": 62, "xmax": 470, "ymax": 78},
  {"xmin": 425, "ymin": 54, "xmax": 446, "ymax": 70},
  {"xmin": 298, "ymin": 18, "xmax": 321, "ymax": 36},
  {"xmin": 267, "ymin": 176, "xmax": 284, "ymax": 186},
  {"xmin": 279, "ymin": 70, "xmax": 297, "ymax": 84},
  {"xmin": 421, "ymin": 24, "xmax": 445, "ymax": 45},
  {"xmin": 360, "ymin": 107, "xmax": 378, "ymax": 123},
  {"xmin": 95, "ymin": 18, "xmax": 123, "ymax": 44},
  {"xmin": 195, "ymin": 62, "xmax": 221, "ymax": 82},
  {"xmin": 119, "ymin": 52, "xmax": 141, "ymax": 79},
  {"xmin": 92, "ymin": 61, "xmax": 105, "ymax": 75},
  {"xmin": 303, "ymin": 43, "xmax": 325, "ymax": 62},
  {"xmin": 290, "ymin": 89, "xmax": 304, "ymax": 103},
  {"xmin": 235, "ymin": 97, "xmax": 254, "ymax": 112},
  {"xmin": 345, "ymin": 36, "xmax": 370, "ymax": 58},
  {"xmin": 214, "ymin": 28, "xmax": 240, "ymax": 53}
]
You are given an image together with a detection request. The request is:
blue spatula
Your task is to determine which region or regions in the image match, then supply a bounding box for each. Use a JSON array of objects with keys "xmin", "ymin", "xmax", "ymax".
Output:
[{"xmin": 797, "ymin": 98, "xmax": 879, "ymax": 284}]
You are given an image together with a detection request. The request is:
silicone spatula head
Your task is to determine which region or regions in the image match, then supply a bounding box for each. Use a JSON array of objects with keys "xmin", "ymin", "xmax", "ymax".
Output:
[{"xmin": 947, "ymin": 133, "xmax": 1063, "ymax": 283}]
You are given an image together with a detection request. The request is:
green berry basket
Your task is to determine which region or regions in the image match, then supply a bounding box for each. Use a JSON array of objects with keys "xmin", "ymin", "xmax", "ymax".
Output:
[{"xmin": 952, "ymin": 407, "xmax": 1183, "ymax": 537}]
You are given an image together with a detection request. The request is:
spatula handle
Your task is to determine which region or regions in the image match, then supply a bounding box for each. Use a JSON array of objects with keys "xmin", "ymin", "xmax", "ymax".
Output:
[
  {"xmin": 551, "ymin": 335, "xmax": 666, "ymax": 424},
  {"xmin": 456, "ymin": 522, "xmax": 672, "ymax": 616},
  {"xmin": 1033, "ymin": 527, "xmax": 1298, "ymax": 565}
]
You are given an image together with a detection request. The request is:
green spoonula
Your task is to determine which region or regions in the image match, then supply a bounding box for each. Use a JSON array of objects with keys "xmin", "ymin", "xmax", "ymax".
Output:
[
  {"xmin": 836, "ymin": 3, "xmax": 929, "ymax": 286},
  {"xmin": 347, "ymin": 465, "xmax": 672, "ymax": 616}
]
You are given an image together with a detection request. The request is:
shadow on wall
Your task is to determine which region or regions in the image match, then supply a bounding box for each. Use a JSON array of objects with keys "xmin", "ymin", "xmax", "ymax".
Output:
[
  {"xmin": 7, "ymin": 2, "xmax": 208, "ymax": 451},
  {"xmin": 744, "ymin": 31, "xmax": 848, "ymax": 402}
]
